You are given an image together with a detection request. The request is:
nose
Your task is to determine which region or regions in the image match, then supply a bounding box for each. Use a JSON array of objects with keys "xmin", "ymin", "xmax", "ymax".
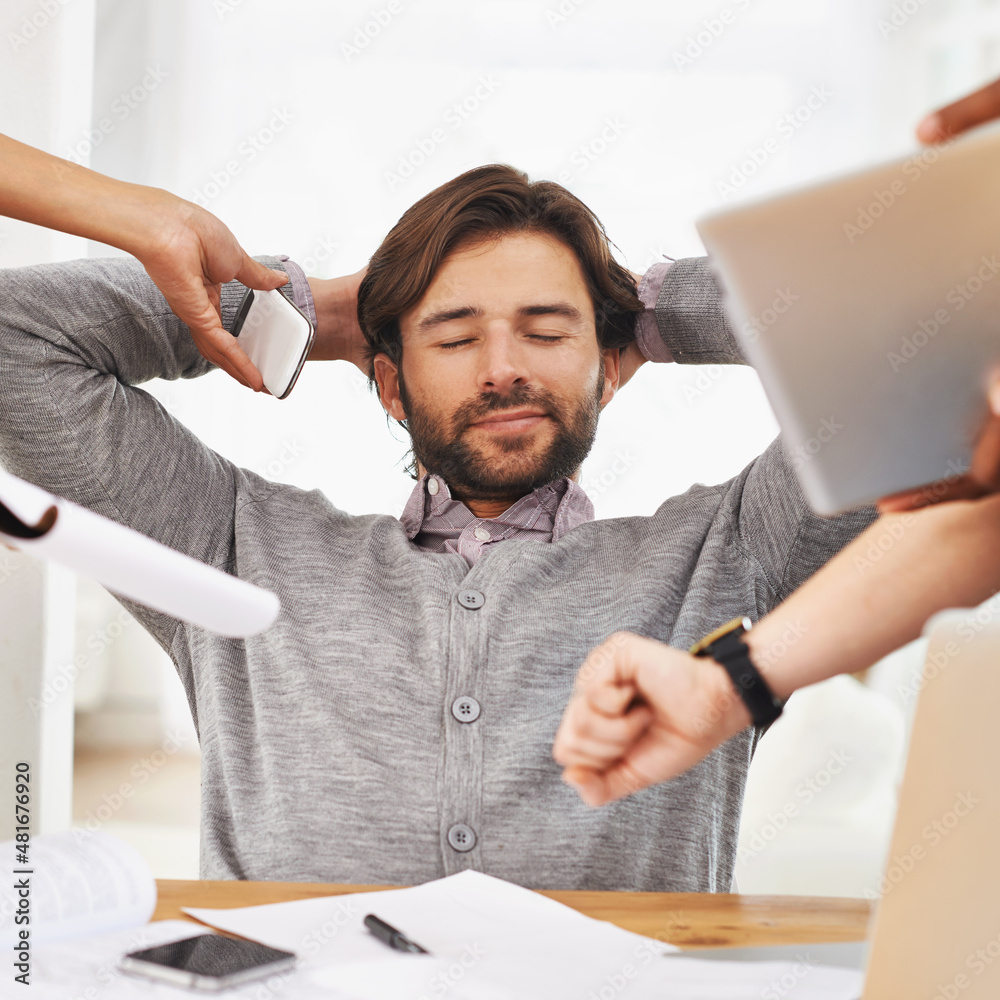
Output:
[{"xmin": 476, "ymin": 325, "xmax": 528, "ymax": 395}]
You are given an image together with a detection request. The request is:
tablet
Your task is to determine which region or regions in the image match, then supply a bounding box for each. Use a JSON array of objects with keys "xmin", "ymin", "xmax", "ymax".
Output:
[{"xmin": 697, "ymin": 121, "xmax": 1000, "ymax": 515}]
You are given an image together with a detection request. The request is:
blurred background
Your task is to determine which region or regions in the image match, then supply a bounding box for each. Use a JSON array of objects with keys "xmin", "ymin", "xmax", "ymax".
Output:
[{"xmin": 1, "ymin": 0, "xmax": 997, "ymax": 892}]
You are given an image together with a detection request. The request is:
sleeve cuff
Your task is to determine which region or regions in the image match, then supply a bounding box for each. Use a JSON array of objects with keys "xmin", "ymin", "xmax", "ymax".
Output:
[
  {"xmin": 276, "ymin": 255, "xmax": 317, "ymax": 328},
  {"xmin": 634, "ymin": 261, "xmax": 675, "ymax": 363}
]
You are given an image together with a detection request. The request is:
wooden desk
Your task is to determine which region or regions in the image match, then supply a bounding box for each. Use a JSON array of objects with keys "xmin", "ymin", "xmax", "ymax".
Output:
[{"xmin": 155, "ymin": 880, "xmax": 871, "ymax": 950}]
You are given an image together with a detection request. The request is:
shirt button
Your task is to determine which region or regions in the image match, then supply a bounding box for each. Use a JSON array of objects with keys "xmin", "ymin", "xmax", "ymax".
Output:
[
  {"xmin": 451, "ymin": 696, "xmax": 481, "ymax": 723},
  {"xmin": 457, "ymin": 590, "xmax": 485, "ymax": 610},
  {"xmin": 447, "ymin": 823, "xmax": 477, "ymax": 853},
  {"xmin": 473, "ymin": 527, "xmax": 490, "ymax": 541},
  {"xmin": 427, "ymin": 477, "xmax": 440, "ymax": 496}
]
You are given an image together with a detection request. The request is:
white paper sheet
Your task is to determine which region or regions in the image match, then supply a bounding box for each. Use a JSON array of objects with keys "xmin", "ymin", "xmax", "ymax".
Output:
[
  {"xmin": 20, "ymin": 870, "xmax": 864, "ymax": 1000},
  {"xmin": 0, "ymin": 467, "xmax": 279, "ymax": 637},
  {"xmin": 0, "ymin": 830, "xmax": 156, "ymax": 947},
  {"xmin": 29, "ymin": 920, "xmax": 346, "ymax": 999},
  {"xmin": 183, "ymin": 870, "xmax": 863, "ymax": 999}
]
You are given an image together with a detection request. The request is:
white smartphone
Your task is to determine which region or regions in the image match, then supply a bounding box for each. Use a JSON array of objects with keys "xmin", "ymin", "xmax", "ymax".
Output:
[
  {"xmin": 120, "ymin": 933, "xmax": 297, "ymax": 991},
  {"xmin": 231, "ymin": 287, "xmax": 315, "ymax": 399}
]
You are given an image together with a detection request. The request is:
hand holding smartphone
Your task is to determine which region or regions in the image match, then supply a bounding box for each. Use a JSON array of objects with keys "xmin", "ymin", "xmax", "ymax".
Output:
[{"xmin": 231, "ymin": 287, "xmax": 315, "ymax": 399}]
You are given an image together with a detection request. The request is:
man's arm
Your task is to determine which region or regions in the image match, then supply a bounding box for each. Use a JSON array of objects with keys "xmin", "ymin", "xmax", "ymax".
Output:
[
  {"xmin": 0, "ymin": 256, "xmax": 288, "ymax": 577},
  {"xmin": 629, "ymin": 255, "xmax": 873, "ymax": 602}
]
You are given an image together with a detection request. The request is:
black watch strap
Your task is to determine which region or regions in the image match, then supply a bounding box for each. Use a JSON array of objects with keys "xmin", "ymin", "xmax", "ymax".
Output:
[{"xmin": 690, "ymin": 617, "xmax": 784, "ymax": 727}]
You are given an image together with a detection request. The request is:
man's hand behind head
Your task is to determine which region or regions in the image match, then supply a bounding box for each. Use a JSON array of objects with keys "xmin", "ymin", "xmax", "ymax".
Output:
[{"xmin": 306, "ymin": 268, "xmax": 369, "ymax": 373}]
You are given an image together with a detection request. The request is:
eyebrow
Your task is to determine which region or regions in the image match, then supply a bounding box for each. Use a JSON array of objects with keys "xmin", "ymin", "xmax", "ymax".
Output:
[{"xmin": 416, "ymin": 302, "xmax": 584, "ymax": 333}]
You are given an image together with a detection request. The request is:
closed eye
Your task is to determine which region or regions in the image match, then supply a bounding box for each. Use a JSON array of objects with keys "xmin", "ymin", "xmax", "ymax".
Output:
[{"xmin": 439, "ymin": 334, "xmax": 564, "ymax": 350}]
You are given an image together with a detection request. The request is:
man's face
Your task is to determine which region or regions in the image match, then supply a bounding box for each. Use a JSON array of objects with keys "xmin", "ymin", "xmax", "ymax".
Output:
[{"xmin": 375, "ymin": 232, "xmax": 617, "ymax": 502}]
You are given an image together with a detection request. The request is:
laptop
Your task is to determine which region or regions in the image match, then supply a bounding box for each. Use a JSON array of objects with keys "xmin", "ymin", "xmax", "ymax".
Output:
[
  {"xmin": 696, "ymin": 122, "xmax": 1000, "ymax": 515},
  {"xmin": 675, "ymin": 604, "xmax": 1000, "ymax": 998}
]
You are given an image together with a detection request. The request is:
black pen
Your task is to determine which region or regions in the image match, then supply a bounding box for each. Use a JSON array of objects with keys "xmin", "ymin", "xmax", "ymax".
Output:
[{"xmin": 364, "ymin": 913, "xmax": 430, "ymax": 954}]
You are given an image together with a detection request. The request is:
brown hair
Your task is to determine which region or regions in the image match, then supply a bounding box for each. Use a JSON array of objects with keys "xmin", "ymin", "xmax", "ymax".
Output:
[{"xmin": 357, "ymin": 164, "xmax": 643, "ymax": 382}]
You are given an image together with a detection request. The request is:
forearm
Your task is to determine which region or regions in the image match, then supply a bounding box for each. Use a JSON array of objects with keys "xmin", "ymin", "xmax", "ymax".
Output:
[
  {"xmin": 0, "ymin": 256, "xmax": 289, "ymax": 393},
  {"xmin": 0, "ymin": 134, "xmax": 183, "ymax": 258},
  {"xmin": 747, "ymin": 495, "xmax": 1000, "ymax": 699}
]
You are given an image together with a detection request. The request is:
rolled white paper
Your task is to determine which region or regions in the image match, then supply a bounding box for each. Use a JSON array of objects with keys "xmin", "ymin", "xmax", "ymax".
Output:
[{"xmin": 0, "ymin": 468, "xmax": 279, "ymax": 638}]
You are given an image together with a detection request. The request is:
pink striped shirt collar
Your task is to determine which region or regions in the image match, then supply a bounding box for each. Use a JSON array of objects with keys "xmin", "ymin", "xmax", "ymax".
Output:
[{"xmin": 399, "ymin": 472, "xmax": 595, "ymax": 565}]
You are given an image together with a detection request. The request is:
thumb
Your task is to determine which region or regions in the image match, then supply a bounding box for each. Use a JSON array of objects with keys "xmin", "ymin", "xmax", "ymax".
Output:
[{"xmin": 235, "ymin": 251, "xmax": 289, "ymax": 291}]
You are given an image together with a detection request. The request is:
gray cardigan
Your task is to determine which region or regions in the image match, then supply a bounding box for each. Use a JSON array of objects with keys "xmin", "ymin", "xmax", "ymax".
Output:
[{"xmin": 0, "ymin": 256, "xmax": 874, "ymax": 891}]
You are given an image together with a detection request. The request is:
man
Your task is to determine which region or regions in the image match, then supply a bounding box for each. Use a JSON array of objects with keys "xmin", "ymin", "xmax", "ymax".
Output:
[{"xmin": 0, "ymin": 157, "xmax": 872, "ymax": 893}]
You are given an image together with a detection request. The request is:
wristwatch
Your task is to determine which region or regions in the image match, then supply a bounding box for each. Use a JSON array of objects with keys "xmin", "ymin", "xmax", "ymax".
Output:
[{"xmin": 690, "ymin": 617, "xmax": 784, "ymax": 727}]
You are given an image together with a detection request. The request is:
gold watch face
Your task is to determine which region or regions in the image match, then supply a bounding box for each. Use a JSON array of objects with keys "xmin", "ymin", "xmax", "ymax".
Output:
[{"xmin": 690, "ymin": 616, "xmax": 752, "ymax": 656}]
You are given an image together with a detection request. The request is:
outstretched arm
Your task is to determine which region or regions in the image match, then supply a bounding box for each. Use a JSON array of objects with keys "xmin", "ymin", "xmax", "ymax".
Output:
[
  {"xmin": 0, "ymin": 132, "xmax": 288, "ymax": 388},
  {"xmin": 553, "ymin": 483, "xmax": 1000, "ymax": 805}
]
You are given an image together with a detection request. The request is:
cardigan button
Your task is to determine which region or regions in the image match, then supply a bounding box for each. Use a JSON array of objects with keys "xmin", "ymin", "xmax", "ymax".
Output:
[
  {"xmin": 451, "ymin": 697, "xmax": 481, "ymax": 723},
  {"xmin": 457, "ymin": 590, "xmax": 485, "ymax": 610},
  {"xmin": 447, "ymin": 823, "xmax": 477, "ymax": 852}
]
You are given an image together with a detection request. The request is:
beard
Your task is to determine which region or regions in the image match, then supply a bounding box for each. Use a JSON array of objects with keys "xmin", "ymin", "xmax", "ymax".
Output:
[{"xmin": 398, "ymin": 358, "xmax": 605, "ymax": 502}]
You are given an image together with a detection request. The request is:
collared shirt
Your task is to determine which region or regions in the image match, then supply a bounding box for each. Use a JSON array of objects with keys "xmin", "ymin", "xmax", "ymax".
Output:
[
  {"xmin": 362, "ymin": 258, "xmax": 673, "ymax": 567},
  {"xmin": 399, "ymin": 473, "xmax": 595, "ymax": 566}
]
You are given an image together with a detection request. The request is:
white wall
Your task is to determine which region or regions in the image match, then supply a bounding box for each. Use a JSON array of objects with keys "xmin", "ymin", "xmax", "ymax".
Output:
[{"xmin": 0, "ymin": 0, "xmax": 97, "ymax": 838}]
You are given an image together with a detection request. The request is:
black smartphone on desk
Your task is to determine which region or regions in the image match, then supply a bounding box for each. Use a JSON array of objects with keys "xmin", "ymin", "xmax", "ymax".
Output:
[{"xmin": 120, "ymin": 933, "xmax": 296, "ymax": 991}]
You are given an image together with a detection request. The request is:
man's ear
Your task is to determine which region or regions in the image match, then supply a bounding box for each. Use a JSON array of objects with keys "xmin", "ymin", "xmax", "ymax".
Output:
[
  {"xmin": 373, "ymin": 353, "xmax": 406, "ymax": 421},
  {"xmin": 599, "ymin": 346, "xmax": 621, "ymax": 408}
]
